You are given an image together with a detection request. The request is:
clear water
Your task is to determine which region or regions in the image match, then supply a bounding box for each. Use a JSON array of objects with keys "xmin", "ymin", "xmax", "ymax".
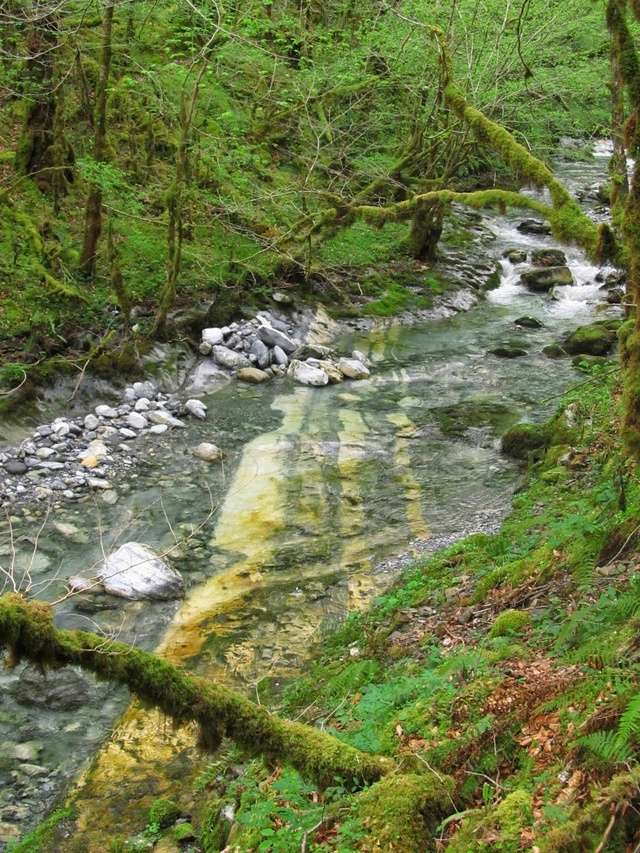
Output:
[{"xmin": 0, "ymin": 150, "xmax": 622, "ymax": 849}]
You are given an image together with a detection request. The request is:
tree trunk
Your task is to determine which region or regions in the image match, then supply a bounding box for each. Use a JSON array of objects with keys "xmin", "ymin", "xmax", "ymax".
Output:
[
  {"xmin": 408, "ymin": 201, "xmax": 444, "ymax": 261},
  {"xmin": 107, "ymin": 219, "xmax": 131, "ymax": 329},
  {"xmin": 610, "ymin": 37, "xmax": 629, "ymax": 209},
  {"xmin": 78, "ymin": 0, "xmax": 115, "ymax": 280},
  {"xmin": 16, "ymin": 6, "xmax": 59, "ymax": 193}
]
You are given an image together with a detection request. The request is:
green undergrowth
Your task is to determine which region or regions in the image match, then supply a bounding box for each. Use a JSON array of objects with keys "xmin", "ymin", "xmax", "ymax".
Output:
[
  {"xmin": 200, "ymin": 368, "xmax": 640, "ymax": 850},
  {"xmin": 5, "ymin": 808, "xmax": 74, "ymax": 853}
]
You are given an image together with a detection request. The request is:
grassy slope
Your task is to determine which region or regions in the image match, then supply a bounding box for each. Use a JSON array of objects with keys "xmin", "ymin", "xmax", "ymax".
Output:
[{"xmin": 158, "ymin": 363, "xmax": 640, "ymax": 852}]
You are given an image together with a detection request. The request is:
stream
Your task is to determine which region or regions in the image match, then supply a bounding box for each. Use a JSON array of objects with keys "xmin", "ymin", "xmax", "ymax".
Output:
[{"xmin": 0, "ymin": 144, "xmax": 623, "ymax": 849}]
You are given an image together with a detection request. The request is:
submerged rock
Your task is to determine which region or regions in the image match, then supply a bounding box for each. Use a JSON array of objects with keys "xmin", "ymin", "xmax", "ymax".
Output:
[
  {"xmin": 503, "ymin": 248, "xmax": 527, "ymax": 264},
  {"xmin": 192, "ymin": 442, "xmax": 223, "ymax": 462},
  {"xmin": 514, "ymin": 316, "xmax": 543, "ymax": 329},
  {"xmin": 99, "ymin": 542, "xmax": 184, "ymax": 600},
  {"xmin": 490, "ymin": 343, "xmax": 528, "ymax": 358},
  {"xmin": 520, "ymin": 266, "xmax": 574, "ymax": 292}
]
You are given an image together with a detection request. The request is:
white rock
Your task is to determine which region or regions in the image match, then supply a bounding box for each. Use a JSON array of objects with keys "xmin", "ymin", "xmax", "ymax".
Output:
[
  {"xmin": 287, "ymin": 360, "xmax": 329, "ymax": 387},
  {"xmin": 352, "ymin": 350, "xmax": 369, "ymax": 366},
  {"xmin": 52, "ymin": 420, "xmax": 70, "ymax": 436},
  {"xmin": 184, "ymin": 399, "xmax": 207, "ymax": 420},
  {"xmin": 81, "ymin": 439, "xmax": 108, "ymax": 460},
  {"xmin": 199, "ymin": 341, "xmax": 213, "ymax": 356},
  {"xmin": 119, "ymin": 428, "xmax": 137, "ymax": 439},
  {"xmin": 88, "ymin": 477, "xmax": 110, "ymax": 490},
  {"xmin": 36, "ymin": 447, "xmax": 55, "ymax": 459},
  {"xmin": 202, "ymin": 327, "xmax": 224, "ymax": 346},
  {"xmin": 95, "ymin": 404, "xmax": 118, "ymax": 419},
  {"xmin": 338, "ymin": 357, "xmax": 370, "ymax": 380},
  {"xmin": 192, "ymin": 442, "xmax": 223, "ymax": 462},
  {"xmin": 149, "ymin": 424, "xmax": 168, "ymax": 435},
  {"xmin": 84, "ymin": 414, "xmax": 99, "ymax": 431},
  {"xmin": 132, "ymin": 381, "xmax": 157, "ymax": 399},
  {"xmin": 134, "ymin": 398, "xmax": 150, "ymax": 412},
  {"xmin": 127, "ymin": 412, "xmax": 148, "ymax": 430},
  {"xmin": 148, "ymin": 410, "xmax": 185, "ymax": 428},
  {"xmin": 212, "ymin": 345, "xmax": 251, "ymax": 370},
  {"xmin": 99, "ymin": 542, "xmax": 184, "ymax": 600}
]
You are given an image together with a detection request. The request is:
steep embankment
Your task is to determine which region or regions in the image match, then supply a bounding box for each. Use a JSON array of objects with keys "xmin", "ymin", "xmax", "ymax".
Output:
[{"xmin": 168, "ymin": 365, "xmax": 640, "ymax": 852}]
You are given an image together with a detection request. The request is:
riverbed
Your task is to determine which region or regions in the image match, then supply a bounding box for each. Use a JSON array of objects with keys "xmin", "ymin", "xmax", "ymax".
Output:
[{"xmin": 0, "ymin": 144, "xmax": 622, "ymax": 849}]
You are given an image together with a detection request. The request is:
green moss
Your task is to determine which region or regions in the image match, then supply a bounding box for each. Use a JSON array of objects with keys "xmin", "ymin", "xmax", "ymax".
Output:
[
  {"xmin": 173, "ymin": 821, "xmax": 195, "ymax": 842},
  {"xmin": 148, "ymin": 798, "xmax": 181, "ymax": 829},
  {"xmin": 6, "ymin": 808, "xmax": 73, "ymax": 853},
  {"xmin": 563, "ymin": 322, "xmax": 618, "ymax": 356},
  {"xmin": 448, "ymin": 790, "xmax": 533, "ymax": 852},
  {"xmin": 500, "ymin": 422, "xmax": 550, "ymax": 459},
  {"xmin": 489, "ymin": 609, "xmax": 531, "ymax": 638},
  {"xmin": 357, "ymin": 773, "xmax": 454, "ymax": 852}
]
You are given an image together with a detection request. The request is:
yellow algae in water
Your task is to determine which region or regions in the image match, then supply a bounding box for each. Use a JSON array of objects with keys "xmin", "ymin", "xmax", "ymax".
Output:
[{"xmin": 387, "ymin": 411, "xmax": 430, "ymax": 541}]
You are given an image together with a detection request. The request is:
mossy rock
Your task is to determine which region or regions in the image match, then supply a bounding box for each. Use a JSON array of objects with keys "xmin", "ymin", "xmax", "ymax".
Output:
[
  {"xmin": 572, "ymin": 354, "xmax": 611, "ymax": 372},
  {"xmin": 514, "ymin": 315, "xmax": 543, "ymax": 329},
  {"xmin": 503, "ymin": 248, "xmax": 527, "ymax": 263},
  {"xmin": 531, "ymin": 248, "xmax": 567, "ymax": 267},
  {"xmin": 501, "ymin": 422, "xmax": 549, "ymax": 459},
  {"xmin": 148, "ymin": 798, "xmax": 182, "ymax": 829},
  {"xmin": 520, "ymin": 265, "xmax": 574, "ymax": 292},
  {"xmin": 490, "ymin": 342, "xmax": 528, "ymax": 358},
  {"xmin": 563, "ymin": 322, "xmax": 617, "ymax": 356},
  {"xmin": 489, "ymin": 609, "xmax": 531, "ymax": 637},
  {"xmin": 543, "ymin": 343, "xmax": 567, "ymax": 359},
  {"xmin": 432, "ymin": 400, "xmax": 518, "ymax": 438},
  {"xmin": 173, "ymin": 821, "xmax": 196, "ymax": 843}
]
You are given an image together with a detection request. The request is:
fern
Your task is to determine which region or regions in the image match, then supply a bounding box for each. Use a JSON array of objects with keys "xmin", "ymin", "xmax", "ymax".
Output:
[
  {"xmin": 579, "ymin": 731, "xmax": 632, "ymax": 765},
  {"xmin": 618, "ymin": 691, "xmax": 640, "ymax": 743}
]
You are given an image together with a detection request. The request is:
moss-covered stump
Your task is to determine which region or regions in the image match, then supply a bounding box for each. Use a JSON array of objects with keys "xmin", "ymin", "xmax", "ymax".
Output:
[
  {"xmin": 563, "ymin": 321, "xmax": 619, "ymax": 356},
  {"xmin": 501, "ymin": 422, "xmax": 550, "ymax": 459},
  {"xmin": 357, "ymin": 773, "xmax": 454, "ymax": 853},
  {"xmin": 520, "ymin": 266, "xmax": 574, "ymax": 292}
]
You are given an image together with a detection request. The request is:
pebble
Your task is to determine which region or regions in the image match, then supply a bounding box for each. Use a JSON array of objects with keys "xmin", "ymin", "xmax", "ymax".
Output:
[{"xmin": 127, "ymin": 412, "xmax": 148, "ymax": 430}]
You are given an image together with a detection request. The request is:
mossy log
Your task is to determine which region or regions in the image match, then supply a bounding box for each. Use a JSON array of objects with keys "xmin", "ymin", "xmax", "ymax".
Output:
[{"xmin": 0, "ymin": 594, "xmax": 393, "ymax": 787}]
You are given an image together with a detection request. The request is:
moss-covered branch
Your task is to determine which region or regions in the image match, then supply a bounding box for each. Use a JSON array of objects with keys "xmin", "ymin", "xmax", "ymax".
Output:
[
  {"xmin": 443, "ymin": 85, "xmax": 615, "ymax": 261},
  {"xmin": 0, "ymin": 594, "xmax": 393, "ymax": 787}
]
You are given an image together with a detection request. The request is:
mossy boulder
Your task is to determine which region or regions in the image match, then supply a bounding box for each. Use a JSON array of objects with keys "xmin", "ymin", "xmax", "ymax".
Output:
[
  {"xmin": 543, "ymin": 343, "xmax": 567, "ymax": 358},
  {"xmin": 503, "ymin": 248, "xmax": 527, "ymax": 263},
  {"xmin": 149, "ymin": 799, "xmax": 182, "ymax": 829},
  {"xmin": 489, "ymin": 609, "xmax": 531, "ymax": 637},
  {"xmin": 562, "ymin": 322, "xmax": 617, "ymax": 356},
  {"xmin": 501, "ymin": 422, "xmax": 549, "ymax": 459},
  {"xmin": 531, "ymin": 248, "xmax": 567, "ymax": 267},
  {"xmin": 517, "ymin": 219, "xmax": 551, "ymax": 235},
  {"xmin": 520, "ymin": 266, "xmax": 574, "ymax": 292},
  {"xmin": 490, "ymin": 342, "xmax": 528, "ymax": 358},
  {"xmin": 514, "ymin": 316, "xmax": 543, "ymax": 329},
  {"xmin": 432, "ymin": 400, "xmax": 518, "ymax": 438}
]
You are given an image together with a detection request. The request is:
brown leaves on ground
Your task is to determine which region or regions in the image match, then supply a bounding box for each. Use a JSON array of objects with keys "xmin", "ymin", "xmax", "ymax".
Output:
[{"xmin": 484, "ymin": 658, "xmax": 582, "ymax": 719}]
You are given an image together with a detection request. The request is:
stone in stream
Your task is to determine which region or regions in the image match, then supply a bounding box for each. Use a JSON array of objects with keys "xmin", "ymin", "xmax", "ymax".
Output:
[
  {"xmin": 514, "ymin": 316, "xmax": 544, "ymax": 329},
  {"xmin": 562, "ymin": 321, "xmax": 618, "ymax": 356},
  {"xmin": 132, "ymin": 380, "xmax": 157, "ymax": 399},
  {"xmin": 127, "ymin": 411, "xmax": 148, "ymax": 430},
  {"xmin": 237, "ymin": 367, "xmax": 270, "ymax": 384},
  {"xmin": 84, "ymin": 413, "xmax": 99, "ymax": 431},
  {"xmin": 81, "ymin": 439, "xmax": 109, "ymax": 461},
  {"xmin": 250, "ymin": 338, "xmax": 271, "ymax": 369},
  {"xmin": 148, "ymin": 410, "xmax": 185, "ymax": 429},
  {"xmin": 212, "ymin": 345, "xmax": 251, "ymax": 370},
  {"xmin": 520, "ymin": 266, "xmax": 574, "ymax": 292},
  {"xmin": 490, "ymin": 343, "xmax": 528, "ymax": 358},
  {"xmin": 184, "ymin": 399, "xmax": 207, "ymax": 419},
  {"xmin": 272, "ymin": 345, "xmax": 289, "ymax": 367},
  {"xmin": 134, "ymin": 397, "xmax": 150, "ymax": 412},
  {"xmin": 95, "ymin": 404, "xmax": 118, "ymax": 419},
  {"xmin": 307, "ymin": 359, "xmax": 343, "ymax": 384},
  {"xmin": 99, "ymin": 542, "xmax": 184, "ymax": 600},
  {"xmin": 67, "ymin": 575, "xmax": 97, "ymax": 593},
  {"xmin": 257, "ymin": 323, "xmax": 297, "ymax": 353},
  {"xmin": 531, "ymin": 248, "xmax": 567, "ymax": 267},
  {"xmin": 3, "ymin": 459, "xmax": 27, "ymax": 475},
  {"xmin": 192, "ymin": 442, "xmax": 223, "ymax": 462},
  {"xmin": 293, "ymin": 343, "xmax": 333, "ymax": 361},
  {"xmin": 517, "ymin": 219, "xmax": 551, "ymax": 236},
  {"xmin": 338, "ymin": 357, "xmax": 370, "ymax": 380},
  {"xmin": 503, "ymin": 248, "xmax": 527, "ymax": 264},
  {"xmin": 202, "ymin": 327, "xmax": 224, "ymax": 346},
  {"xmin": 288, "ymin": 360, "xmax": 330, "ymax": 386},
  {"xmin": 149, "ymin": 424, "xmax": 169, "ymax": 435}
]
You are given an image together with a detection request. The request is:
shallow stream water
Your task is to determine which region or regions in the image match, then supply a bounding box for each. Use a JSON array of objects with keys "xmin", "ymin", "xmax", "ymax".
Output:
[{"xmin": 0, "ymin": 146, "xmax": 622, "ymax": 849}]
